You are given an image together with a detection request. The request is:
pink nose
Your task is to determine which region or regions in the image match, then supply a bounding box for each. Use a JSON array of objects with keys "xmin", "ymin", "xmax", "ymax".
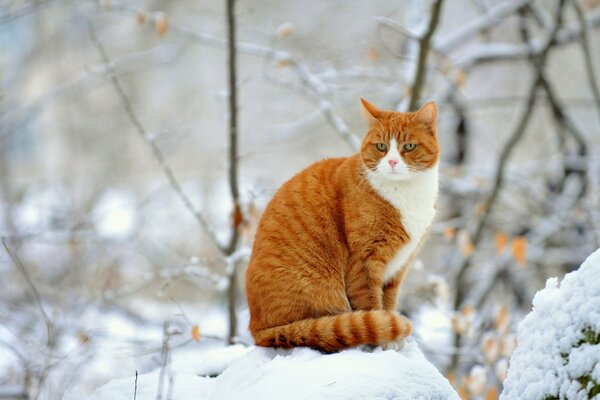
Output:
[{"xmin": 388, "ymin": 159, "xmax": 398, "ymax": 168}]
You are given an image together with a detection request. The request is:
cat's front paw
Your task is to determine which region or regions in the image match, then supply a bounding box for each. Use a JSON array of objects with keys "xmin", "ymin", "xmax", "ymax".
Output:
[{"xmin": 381, "ymin": 337, "xmax": 406, "ymax": 351}]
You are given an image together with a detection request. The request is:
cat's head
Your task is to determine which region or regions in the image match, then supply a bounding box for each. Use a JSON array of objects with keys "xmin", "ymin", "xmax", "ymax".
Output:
[{"xmin": 359, "ymin": 98, "xmax": 439, "ymax": 181}]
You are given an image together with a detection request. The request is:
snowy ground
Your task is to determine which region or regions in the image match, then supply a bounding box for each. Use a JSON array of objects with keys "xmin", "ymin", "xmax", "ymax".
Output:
[{"xmin": 82, "ymin": 339, "xmax": 459, "ymax": 400}]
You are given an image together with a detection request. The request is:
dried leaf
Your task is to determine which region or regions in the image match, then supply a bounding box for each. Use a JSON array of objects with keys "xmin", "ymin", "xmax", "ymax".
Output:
[
  {"xmin": 458, "ymin": 230, "xmax": 474, "ymax": 256},
  {"xmin": 495, "ymin": 306, "xmax": 509, "ymax": 334},
  {"xmin": 475, "ymin": 200, "xmax": 488, "ymax": 216},
  {"xmin": 451, "ymin": 313, "xmax": 468, "ymax": 335},
  {"xmin": 483, "ymin": 335, "xmax": 499, "ymax": 364},
  {"xmin": 461, "ymin": 304, "xmax": 474, "ymax": 318},
  {"xmin": 443, "ymin": 227, "xmax": 457, "ymax": 239},
  {"xmin": 367, "ymin": 47, "xmax": 378, "ymax": 61},
  {"xmin": 275, "ymin": 59, "xmax": 291, "ymax": 69},
  {"xmin": 485, "ymin": 386, "xmax": 499, "ymax": 400},
  {"xmin": 154, "ymin": 12, "xmax": 168, "ymax": 37},
  {"xmin": 495, "ymin": 358, "xmax": 509, "ymax": 383},
  {"xmin": 136, "ymin": 11, "xmax": 146, "ymax": 25},
  {"xmin": 467, "ymin": 365, "xmax": 486, "ymax": 396},
  {"xmin": 511, "ymin": 236, "xmax": 527, "ymax": 267},
  {"xmin": 501, "ymin": 334, "xmax": 517, "ymax": 357},
  {"xmin": 458, "ymin": 386, "xmax": 470, "ymax": 400},
  {"xmin": 455, "ymin": 69, "xmax": 467, "ymax": 88},
  {"xmin": 275, "ymin": 22, "xmax": 294, "ymax": 38},
  {"xmin": 191, "ymin": 324, "xmax": 201, "ymax": 342},
  {"xmin": 495, "ymin": 232, "xmax": 508, "ymax": 254},
  {"xmin": 77, "ymin": 330, "xmax": 91, "ymax": 345},
  {"xmin": 446, "ymin": 372, "xmax": 456, "ymax": 386}
]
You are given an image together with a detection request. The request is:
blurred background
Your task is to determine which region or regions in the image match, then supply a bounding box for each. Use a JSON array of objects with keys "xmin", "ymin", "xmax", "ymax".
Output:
[{"xmin": 1, "ymin": 0, "xmax": 599, "ymax": 398}]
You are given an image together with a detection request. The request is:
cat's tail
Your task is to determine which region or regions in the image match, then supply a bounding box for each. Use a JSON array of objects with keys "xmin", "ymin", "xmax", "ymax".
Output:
[{"xmin": 253, "ymin": 310, "xmax": 411, "ymax": 352}]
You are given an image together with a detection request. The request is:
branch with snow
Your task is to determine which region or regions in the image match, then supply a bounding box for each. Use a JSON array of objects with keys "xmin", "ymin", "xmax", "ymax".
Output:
[
  {"xmin": 87, "ymin": 25, "xmax": 226, "ymax": 256},
  {"xmin": 107, "ymin": 0, "xmax": 361, "ymax": 151},
  {"xmin": 501, "ymin": 248, "xmax": 600, "ymax": 399}
]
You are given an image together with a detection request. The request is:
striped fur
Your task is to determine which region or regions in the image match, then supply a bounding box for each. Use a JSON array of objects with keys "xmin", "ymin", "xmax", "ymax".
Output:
[
  {"xmin": 246, "ymin": 100, "xmax": 439, "ymax": 351},
  {"xmin": 254, "ymin": 310, "xmax": 411, "ymax": 352}
]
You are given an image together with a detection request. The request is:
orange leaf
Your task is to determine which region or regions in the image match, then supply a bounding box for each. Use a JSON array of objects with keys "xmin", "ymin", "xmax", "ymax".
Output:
[
  {"xmin": 275, "ymin": 22, "xmax": 294, "ymax": 38},
  {"xmin": 191, "ymin": 324, "xmax": 201, "ymax": 342},
  {"xmin": 485, "ymin": 386, "xmax": 499, "ymax": 400},
  {"xmin": 461, "ymin": 304, "xmax": 474, "ymax": 318},
  {"xmin": 458, "ymin": 230, "xmax": 474, "ymax": 256},
  {"xmin": 458, "ymin": 386, "xmax": 470, "ymax": 400},
  {"xmin": 455, "ymin": 69, "xmax": 467, "ymax": 88},
  {"xmin": 367, "ymin": 47, "xmax": 378, "ymax": 61},
  {"xmin": 154, "ymin": 12, "xmax": 168, "ymax": 37},
  {"xmin": 495, "ymin": 233, "xmax": 507, "ymax": 254},
  {"xmin": 444, "ymin": 227, "xmax": 457, "ymax": 239},
  {"xmin": 446, "ymin": 372, "xmax": 456, "ymax": 386},
  {"xmin": 495, "ymin": 306, "xmax": 509, "ymax": 334},
  {"xmin": 511, "ymin": 236, "xmax": 527, "ymax": 267},
  {"xmin": 275, "ymin": 59, "xmax": 290, "ymax": 69}
]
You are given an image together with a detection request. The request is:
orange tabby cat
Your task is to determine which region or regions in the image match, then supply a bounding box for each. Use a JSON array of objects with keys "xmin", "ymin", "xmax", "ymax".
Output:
[{"xmin": 245, "ymin": 99, "xmax": 439, "ymax": 352}]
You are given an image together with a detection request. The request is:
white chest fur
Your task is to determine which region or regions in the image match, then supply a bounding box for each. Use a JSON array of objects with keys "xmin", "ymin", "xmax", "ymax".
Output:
[{"xmin": 367, "ymin": 165, "xmax": 438, "ymax": 283}]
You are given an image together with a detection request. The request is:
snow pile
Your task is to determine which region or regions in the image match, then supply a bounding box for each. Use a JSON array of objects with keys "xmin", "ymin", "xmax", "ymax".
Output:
[
  {"xmin": 86, "ymin": 339, "xmax": 459, "ymax": 399},
  {"xmin": 501, "ymin": 249, "xmax": 600, "ymax": 400}
]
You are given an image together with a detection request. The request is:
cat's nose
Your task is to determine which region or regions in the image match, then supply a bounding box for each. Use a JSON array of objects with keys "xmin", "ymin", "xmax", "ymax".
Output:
[{"xmin": 388, "ymin": 159, "xmax": 398, "ymax": 168}]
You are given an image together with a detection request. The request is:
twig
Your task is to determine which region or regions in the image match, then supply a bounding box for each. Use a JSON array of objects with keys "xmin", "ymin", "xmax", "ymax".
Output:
[
  {"xmin": 1, "ymin": 238, "xmax": 52, "ymax": 343},
  {"xmin": 108, "ymin": 0, "xmax": 360, "ymax": 150},
  {"xmin": 435, "ymin": 0, "xmax": 530, "ymax": 52},
  {"xmin": 0, "ymin": 0, "xmax": 54, "ymax": 25},
  {"xmin": 449, "ymin": 0, "xmax": 567, "ymax": 371},
  {"xmin": 570, "ymin": 0, "xmax": 600, "ymax": 125},
  {"xmin": 408, "ymin": 0, "xmax": 444, "ymax": 111},
  {"xmin": 156, "ymin": 322, "xmax": 175, "ymax": 400},
  {"xmin": 134, "ymin": 371, "xmax": 138, "ymax": 400},
  {"xmin": 225, "ymin": 0, "xmax": 241, "ymax": 344},
  {"xmin": 0, "ymin": 43, "xmax": 187, "ymax": 142},
  {"xmin": 225, "ymin": 0, "xmax": 241, "ymax": 257},
  {"xmin": 87, "ymin": 24, "xmax": 225, "ymax": 255}
]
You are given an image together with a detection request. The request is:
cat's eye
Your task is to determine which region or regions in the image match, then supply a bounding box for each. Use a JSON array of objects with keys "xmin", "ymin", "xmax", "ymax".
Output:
[
  {"xmin": 375, "ymin": 143, "xmax": 388, "ymax": 152},
  {"xmin": 403, "ymin": 143, "xmax": 417, "ymax": 152}
]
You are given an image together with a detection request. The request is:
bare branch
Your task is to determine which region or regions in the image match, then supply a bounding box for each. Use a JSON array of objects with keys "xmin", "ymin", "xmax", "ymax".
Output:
[
  {"xmin": 435, "ymin": 0, "xmax": 530, "ymax": 52},
  {"xmin": 570, "ymin": 0, "xmax": 600, "ymax": 125},
  {"xmin": 108, "ymin": 0, "xmax": 360, "ymax": 150},
  {"xmin": 87, "ymin": 25, "xmax": 226, "ymax": 255},
  {"xmin": 450, "ymin": 0, "xmax": 568, "ymax": 370},
  {"xmin": 1, "ymin": 237, "xmax": 53, "ymax": 344},
  {"xmin": 408, "ymin": 0, "xmax": 444, "ymax": 111},
  {"xmin": 225, "ymin": 0, "xmax": 240, "ymax": 344}
]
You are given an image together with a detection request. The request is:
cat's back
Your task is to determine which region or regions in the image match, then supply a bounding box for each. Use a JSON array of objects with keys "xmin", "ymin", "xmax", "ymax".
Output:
[{"xmin": 249, "ymin": 156, "xmax": 355, "ymax": 268}]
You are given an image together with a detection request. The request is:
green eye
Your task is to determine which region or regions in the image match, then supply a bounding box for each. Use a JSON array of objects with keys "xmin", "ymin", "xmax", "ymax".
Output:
[
  {"xmin": 403, "ymin": 143, "xmax": 417, "ymax": 152},
  {"xmin": 375, "ymin": 143, "xmax": 388, "ymax": 152}
]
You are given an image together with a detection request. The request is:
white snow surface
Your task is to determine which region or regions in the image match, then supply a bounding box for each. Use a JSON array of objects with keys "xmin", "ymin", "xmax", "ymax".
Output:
[
  {"xmin": 501, "ymin": 248, "xmax": 600, "ymax": 400},
  {"xmin": 86, "ymin": 339, "xmax": 459, "ymax": 400}
]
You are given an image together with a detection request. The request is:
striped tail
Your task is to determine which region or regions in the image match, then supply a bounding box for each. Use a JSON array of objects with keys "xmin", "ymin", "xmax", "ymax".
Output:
[{"xmin": 253, "ymin": 310, "xmax": 411, "ymax": 352}]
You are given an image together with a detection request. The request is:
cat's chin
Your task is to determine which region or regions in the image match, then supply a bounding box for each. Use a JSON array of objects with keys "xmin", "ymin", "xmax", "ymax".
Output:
[
  {"xmin": 370, "ymin": 170, "xmax": 411, "ymax": 182},
  {"xmin": 382, "ymin": 172, "xmax": 411, "ymax": 182}
]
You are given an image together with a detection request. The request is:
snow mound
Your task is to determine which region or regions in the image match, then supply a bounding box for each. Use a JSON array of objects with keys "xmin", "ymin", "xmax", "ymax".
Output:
[
  {"xmin": 87, "ymin": 339, "xmax": 459, "ymax": 399},
  {"xmin": 501, "ymin": 248, "xmax": 600, "ymax": 400}
]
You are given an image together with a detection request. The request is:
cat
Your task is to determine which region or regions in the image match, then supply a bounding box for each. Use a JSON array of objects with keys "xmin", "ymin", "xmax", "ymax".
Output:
[{"xmin": 245, "ymin": 99, "xmax": 439, "ymax": 352}]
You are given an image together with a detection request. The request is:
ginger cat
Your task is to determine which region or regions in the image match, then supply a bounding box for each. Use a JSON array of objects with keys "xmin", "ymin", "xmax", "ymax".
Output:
[{"xmin": 246, "ymin": 99, "xmax": 439, "ymax": 352}]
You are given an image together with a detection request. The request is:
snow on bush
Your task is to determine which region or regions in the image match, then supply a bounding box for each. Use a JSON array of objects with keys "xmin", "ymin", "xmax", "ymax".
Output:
[
  {"xmin": 501, "ymin": 248, "xmax": 600, "ymax": 400},
  {"xmin": 85, "ymin": 339, "xmax": 459, "ymax": 399}
]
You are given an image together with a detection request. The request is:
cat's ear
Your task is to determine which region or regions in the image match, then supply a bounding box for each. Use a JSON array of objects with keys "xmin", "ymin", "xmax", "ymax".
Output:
[
  {"xmin": 360, "ymin": 98, "xmax": 382, "ymax": 119},
  {"xmin": 413, "ymin": 101, "xmax": 437, "ymax": 127}
]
